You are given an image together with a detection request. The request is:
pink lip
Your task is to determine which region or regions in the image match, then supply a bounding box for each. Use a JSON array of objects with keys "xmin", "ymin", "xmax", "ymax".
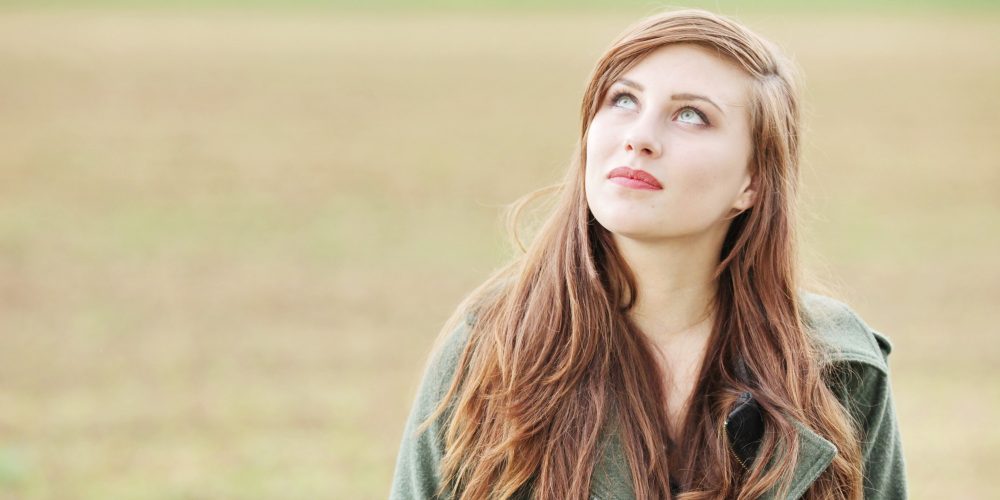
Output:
[{"xmin": 607, "ymin": 166, "xmax": 663, "ymax": 190}]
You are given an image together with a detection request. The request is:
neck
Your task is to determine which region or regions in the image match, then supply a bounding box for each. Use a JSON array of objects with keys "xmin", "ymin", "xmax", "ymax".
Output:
[{"xmin": 612, "ymin": 229, "xmax": 726, "ymax": 344}]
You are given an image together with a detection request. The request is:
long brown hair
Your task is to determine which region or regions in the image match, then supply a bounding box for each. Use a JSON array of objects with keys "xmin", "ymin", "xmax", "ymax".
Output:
[{"xmin": 419, "ymin": 8, "xmax": 862, "ymax": 499}]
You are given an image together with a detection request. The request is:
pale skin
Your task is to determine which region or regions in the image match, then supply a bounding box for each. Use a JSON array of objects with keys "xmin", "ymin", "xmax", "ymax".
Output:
[{"xmin": 584, "ymin": 43, "xmax": 757, "ymax": 438}]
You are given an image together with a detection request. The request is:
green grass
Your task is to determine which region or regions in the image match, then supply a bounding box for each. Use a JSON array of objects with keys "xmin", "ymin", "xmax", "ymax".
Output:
[{"xmin": 0, "ymin": 7, "xmax": 997, "ymax": 499}]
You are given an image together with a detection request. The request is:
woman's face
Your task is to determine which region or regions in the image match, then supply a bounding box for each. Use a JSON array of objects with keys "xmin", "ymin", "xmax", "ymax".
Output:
[{"xmin": 585, "ymin": 43, "xmax": 756, "ymax": 243}]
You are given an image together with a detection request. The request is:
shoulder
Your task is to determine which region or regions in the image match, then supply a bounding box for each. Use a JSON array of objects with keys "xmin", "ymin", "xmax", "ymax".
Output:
[
  {"xmin": 796, "ymin": 292, "xmax": 907, "ymax": 494},
  {"xmin": 390, "ymin": 314, "xmax": 477, "ymax": 500},
  {"xmin": 422, "ymin": 313, "xmax": 477, "ymax": 403},
  {"xmin": 797, "ymin": 290, "xmax": 893, "ymax": 375},
  {"xmin": 797, "ymin": 292, "xmax": 904, "ymax": 448}
]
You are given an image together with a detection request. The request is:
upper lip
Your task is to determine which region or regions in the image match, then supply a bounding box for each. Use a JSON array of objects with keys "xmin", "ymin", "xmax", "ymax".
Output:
[{"xmin": 607, "ymin": 166, "xmax": 663, "ymax": 189}]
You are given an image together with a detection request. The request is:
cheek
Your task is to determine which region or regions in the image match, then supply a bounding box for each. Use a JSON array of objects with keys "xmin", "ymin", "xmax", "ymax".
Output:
[
  {"xmin": 585, "ymin": 115, "xmax": 616, "ymax": 155},
  {"xmin": 673, "ymin": 141, "xmax": 751, "ymax": 204},
  {"xmin": 584, "ymin": 123, "xmax": 610, "ymax": 177},
  {"xmin": 687, "ymin": 160, "xmax": 733, "ymax": 189}
]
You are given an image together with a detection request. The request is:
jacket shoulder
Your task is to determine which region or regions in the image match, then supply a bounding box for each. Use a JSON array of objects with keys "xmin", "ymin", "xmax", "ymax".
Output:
[
  {"xmin": 797, "ymin": 293, "xmax": 908, "ymax": 498},
  {"xmin": 421, "ymin": 313, "xmax": 477, "ymax": 414},
  {"xmin": 798, "ymin": 291, "xmax": 893, "ymax": 375},
  {"xmin": 388, "ymin": 314, "xmax": 476, "ymax": 500}
]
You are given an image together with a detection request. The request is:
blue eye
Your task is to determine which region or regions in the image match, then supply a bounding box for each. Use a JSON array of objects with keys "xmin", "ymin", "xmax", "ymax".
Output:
[
  {"xmin": 677, "ymin": 107, "xmax": 707, "ymax": 125},
  {"xmin": 610, "ymin": 91, "xmax": 638, "ymax": 110},
  {"xmin": 606, "ymin": 90, "xmax": 711, "ymax": 127}
]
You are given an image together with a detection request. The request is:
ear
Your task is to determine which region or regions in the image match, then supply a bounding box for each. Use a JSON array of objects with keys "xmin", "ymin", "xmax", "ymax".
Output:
[{"xmin": 732, "ymin": 173, "xmax": 757, "ymax": 212}]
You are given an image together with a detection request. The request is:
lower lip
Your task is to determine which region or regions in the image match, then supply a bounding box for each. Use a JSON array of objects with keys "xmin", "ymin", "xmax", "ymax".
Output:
[{"xmin": 609, "ymin": 177, "xmax": 662, "ymax": 190}]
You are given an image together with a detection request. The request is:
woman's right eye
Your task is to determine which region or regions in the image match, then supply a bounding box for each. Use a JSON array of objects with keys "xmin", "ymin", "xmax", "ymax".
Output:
[{"xmin": 610, "ymin": 91, "xmax": 638, "ymax": 110}]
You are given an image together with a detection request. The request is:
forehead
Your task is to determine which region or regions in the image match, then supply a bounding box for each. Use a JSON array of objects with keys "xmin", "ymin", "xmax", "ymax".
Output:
[{"xmin": 617, "ymin": 43, "xmax": 751, "ymax": 108}]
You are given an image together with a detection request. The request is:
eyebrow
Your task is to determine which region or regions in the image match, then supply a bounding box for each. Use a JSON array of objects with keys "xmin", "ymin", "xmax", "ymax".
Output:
[{"xmin": 615, "ymin": 78, "xmax": 726, "ymax": 116}]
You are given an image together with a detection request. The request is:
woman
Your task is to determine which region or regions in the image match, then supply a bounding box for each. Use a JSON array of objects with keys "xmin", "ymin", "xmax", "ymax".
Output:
[{"xmin": 390, "ymin": 8, "xmax": 906, "ymax": 500}]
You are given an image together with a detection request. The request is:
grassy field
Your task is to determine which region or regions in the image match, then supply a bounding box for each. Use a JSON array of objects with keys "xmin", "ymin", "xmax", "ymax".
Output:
[{"xmin": 0, "ymin": 6, "xmax": 997, "ymax": 499}]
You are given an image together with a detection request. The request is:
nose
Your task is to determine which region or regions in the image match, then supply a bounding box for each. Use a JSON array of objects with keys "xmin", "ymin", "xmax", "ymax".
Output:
[{"xmin": 623, "ymin": 118, "xmax": 662, "ymax": 158}]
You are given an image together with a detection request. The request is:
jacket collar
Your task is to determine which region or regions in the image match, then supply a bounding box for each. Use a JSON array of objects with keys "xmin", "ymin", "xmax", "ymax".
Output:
[
  {"xmin": 759, "ymin": 413, "xmax": 838, "ymax": 499},
  {"xmin": 733, "ymin": 356, "xmax": 839, "ymax": 499},
  {"xmin": 589, "ymin": 409, "xmax": 837, "ymax": 499}
]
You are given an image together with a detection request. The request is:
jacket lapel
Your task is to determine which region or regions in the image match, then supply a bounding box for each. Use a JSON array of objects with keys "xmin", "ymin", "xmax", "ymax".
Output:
[
  {"xmin": 589, "ymin": 411, "xmax": 837, "ymax": 500},
  {"xmin": 727, "ymin": 390, "xmax": 839, "ymax": 499},
  {"xmin": 759, "ymin": 416, "xmax": 839, "ymax": 500}
]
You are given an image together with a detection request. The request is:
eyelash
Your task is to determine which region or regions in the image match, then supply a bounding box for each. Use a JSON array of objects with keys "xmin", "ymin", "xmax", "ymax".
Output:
[{"xmin": 606, "ymin": 90, "xmax": 711, "ymax": 126}]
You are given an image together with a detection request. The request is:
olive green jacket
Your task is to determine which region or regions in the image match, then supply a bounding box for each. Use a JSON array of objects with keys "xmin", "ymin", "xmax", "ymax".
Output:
[{"xmin": 389, "ymin": 292, "xmax": 907, "ymax": 499}]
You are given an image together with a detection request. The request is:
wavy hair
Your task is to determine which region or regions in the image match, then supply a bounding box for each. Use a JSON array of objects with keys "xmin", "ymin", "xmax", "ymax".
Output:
[{"xmin": 418, "ymin": 8, "xmax": 863, "ymax": 499}]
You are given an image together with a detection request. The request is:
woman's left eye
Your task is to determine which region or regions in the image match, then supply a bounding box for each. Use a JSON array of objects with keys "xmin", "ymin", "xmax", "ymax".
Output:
[{"xmin": 677, "ymin": 107, "xmax": 708, "ymax": 125}]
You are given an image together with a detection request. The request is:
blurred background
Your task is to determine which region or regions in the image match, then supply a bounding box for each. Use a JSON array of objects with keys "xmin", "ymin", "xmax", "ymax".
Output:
[{"xmin": 0, "ymin": 0, "xmax": 997, "ymax": 498}]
